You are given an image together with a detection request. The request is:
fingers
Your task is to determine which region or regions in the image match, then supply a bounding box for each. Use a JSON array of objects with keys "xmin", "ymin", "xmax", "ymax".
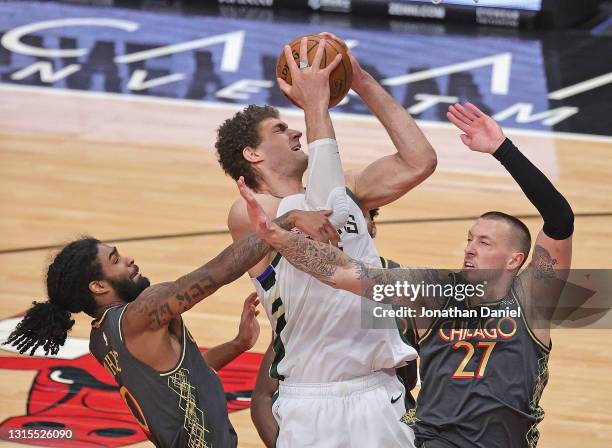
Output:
[
  {"xmin": 238, "ymin": 177, "xmax": 257, "ymax": 205},
  {"xmin": 448, "ymin": 104, "xmax": 473, "ymax": 126},
  {"xmin": 455, "ymin": 103, "xmax": 478, "ymax": 122},
  {"xmin": 319, "ymin": 31, "xmax": 340, "ymax": 42},
  {"xmin": 325, "ymin": 223, "xmax": 341, "ymax": 247},
  {"xmin": 244, "ymin": 291, "xmax": 259, "ymax": 305},
  {"xmin": 322, "ymin": 54, "xmax": 342, "ymax": 75},
  {"xmin": 315, "ymin": 212, "xmax": 341, "ymax": 246},
  {"xmin": 311, "ymin": 38, "xmax": 326, "ymax": 70},
  {"xmin": 446, "ymin": 109, "xmax": 471, "ymax": 134},
  {"xmin": 276, "ymin": 77, "xmax": 291, "ymax": 96},
  {"xmin": 459, "ymin": 134, "xmax": 472, "ymax": 147},
  {"xmin": 237, "ymin": 176, "xmax": 254, "ymax": 203},
  {"xmin": 284, "ymin": 45, "xmax": 299, "ymax": 78},
  {"xmin": 243, "ymin": 293, "xmax": 261, "ymax": 320},
  {"xmin": 299, "ymin": 36, "xmax": 308, "ymax": 66},
  {"xmin": 465, "ymin": 102, "xmax": 484, "ymax": 117},
  {"xmin": 313, "ymin": 227, "xmax": 330, "ymax": 244}
]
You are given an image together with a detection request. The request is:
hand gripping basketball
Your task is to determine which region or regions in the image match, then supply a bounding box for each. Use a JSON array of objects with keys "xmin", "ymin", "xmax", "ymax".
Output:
[{"xmin": 276, "ymin": 34, "xmax": 352, "ymax": 109}]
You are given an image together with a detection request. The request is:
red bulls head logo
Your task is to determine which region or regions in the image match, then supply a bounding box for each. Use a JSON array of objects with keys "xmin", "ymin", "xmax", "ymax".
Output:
[{"xmin": 0, "ymin": 317, "xmax": 262, "ymax": 446}]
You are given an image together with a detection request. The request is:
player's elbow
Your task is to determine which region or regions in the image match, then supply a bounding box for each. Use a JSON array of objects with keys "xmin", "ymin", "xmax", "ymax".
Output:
[
  {"xmin": 327, "ymin": 187, "xmax": 351, "ymax": 229},
  {"xmin": 543, "ymin": 198, "xmax": 574, "ymax": 240},
  {"xmin": 417, "ymin": 148, "xmax": 438, "ymax": 180},
  {"xmin": 396, "ymin": 149, "xmax": 437, "ymax": 189},
  {"xmin": 560, "ymin": 203, "xmax": 574, "ymax": 227}
]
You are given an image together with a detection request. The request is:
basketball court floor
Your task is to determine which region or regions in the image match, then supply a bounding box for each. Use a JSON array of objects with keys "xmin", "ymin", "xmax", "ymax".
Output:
[{"xmin": 1, "ymin": 1, "xmax": 611, "ymax": 447}]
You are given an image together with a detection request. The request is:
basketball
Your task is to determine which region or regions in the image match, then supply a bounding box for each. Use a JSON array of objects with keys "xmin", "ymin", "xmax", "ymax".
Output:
[{"xmin": 275, "ymin": 34, "xmax": 353, "ymax": 108}]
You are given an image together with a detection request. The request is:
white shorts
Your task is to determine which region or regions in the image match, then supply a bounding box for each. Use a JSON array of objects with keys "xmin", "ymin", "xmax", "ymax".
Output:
[{"xmin": 273, "ymin": 370, "xmax": 415, "ymax": 448}]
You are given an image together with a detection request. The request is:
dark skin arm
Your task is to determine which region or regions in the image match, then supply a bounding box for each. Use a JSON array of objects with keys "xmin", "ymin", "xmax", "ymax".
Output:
[
  {"xmin": 202, "ymin": 292, "xmax": 261, "ymax": 371},
  {"xmin": 122, "ymin": 209, "xmax": 337, "ymax": 337}
]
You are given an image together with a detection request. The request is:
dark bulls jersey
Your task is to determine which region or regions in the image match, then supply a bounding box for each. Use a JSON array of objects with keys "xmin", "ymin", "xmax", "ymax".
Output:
[
  {"xmin": 90, "ymin": 305, "xmax": 238, "ymax": 448},
  {"xmin": 381, "ymin": 256, "xmax": 419, "ymax": 409},
  {"xmin": 405, "ymin": 275, "xmax": 550, "ymax": 448}
]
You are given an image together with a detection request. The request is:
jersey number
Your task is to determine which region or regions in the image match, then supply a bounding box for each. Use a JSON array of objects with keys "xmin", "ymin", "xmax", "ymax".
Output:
[
  {"xmin": 451, "ymin": 341, "xmax": 497, "ymax": 379},
  {"xmin": 341, "ymin": 214, "xmax": 358, "ymax": 234}
]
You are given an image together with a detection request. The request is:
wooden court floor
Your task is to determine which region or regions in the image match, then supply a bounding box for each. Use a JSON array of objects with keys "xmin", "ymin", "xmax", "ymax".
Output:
[{"xmin": 0, "ymin": 85, "xmax": 611, "ymax": 447}]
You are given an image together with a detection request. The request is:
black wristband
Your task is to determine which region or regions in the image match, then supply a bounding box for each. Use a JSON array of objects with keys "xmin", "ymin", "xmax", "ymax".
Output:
[{"xmin": 493, "ymin": 138, "xmax": 574, "ymax": 240}]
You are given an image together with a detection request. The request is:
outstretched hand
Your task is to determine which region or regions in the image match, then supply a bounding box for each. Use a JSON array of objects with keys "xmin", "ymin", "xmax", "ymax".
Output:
[
  {"xmin": 237, "ymin": 176, "xmax": 277, "ymax": 240},
  {"xmin": 235, "ymin": 292, "xmax": 261, "ymax": 352},
  {"xmin": 292, "ymin": 209, "xmax": 341, "ymax": 247},
  {"xmin": 237, "ymin": 176, "xmax": 341, "ymax": 246},
  {"xmin": 446, "ymin": 102, "xmax": 506, "ymax": 154}
]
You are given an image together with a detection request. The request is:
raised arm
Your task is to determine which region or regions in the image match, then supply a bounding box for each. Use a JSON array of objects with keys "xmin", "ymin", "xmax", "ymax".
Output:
[
  {"xmin": 122, "ymin": 210, "xmax": 333, "ymax": 336},
  {"xmin": 202, "ymin": 292, "xmax": 261, "ymax": 371},
  {"xmin": 278, "ymin": 37, "xmax": 349, "ymax": 230},
  {"xmin": 322, "ymin": 33, "xmax": 436, "ymax": 211},
  {"xmin": 447, "ymin": 103, "xmax": 573, "ymax": 337}
]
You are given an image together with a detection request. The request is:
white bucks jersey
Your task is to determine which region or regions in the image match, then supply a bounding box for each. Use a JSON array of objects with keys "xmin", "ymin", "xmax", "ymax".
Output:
[{"xmin": 251, "ymin": 189, "xmax": 417, "ymax": 383}]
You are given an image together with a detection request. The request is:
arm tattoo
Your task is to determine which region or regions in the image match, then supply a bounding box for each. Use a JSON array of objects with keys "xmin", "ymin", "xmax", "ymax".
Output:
[
  {"xmin": 276, "ymin": 233, "xmax": 349, "ymax": 281},
  {"xmin": 132, "ymin": 212, "xmax": 297, "ymax": 329},
  {"xmin": 274, "ymin": 231, "xmax": 447, "ymax": 307},
  {"xmin": 532, "ymin": 245, "xmax": 558, "ymax": 282}
]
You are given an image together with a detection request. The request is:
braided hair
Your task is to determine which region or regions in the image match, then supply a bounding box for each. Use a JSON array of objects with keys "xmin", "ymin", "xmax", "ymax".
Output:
[{"xmin": 4, "ymin": 237, "xmax": 103, "ymax": 356}]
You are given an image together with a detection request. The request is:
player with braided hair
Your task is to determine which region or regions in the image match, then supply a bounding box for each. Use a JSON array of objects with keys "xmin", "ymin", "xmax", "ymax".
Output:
[
  {"xmin": 5, "ymin": 237, "xmax": 101, "ymax": 356},
  {"xmin": 4, "ymin": 207, "xmax": 339, "ymax": 448}
]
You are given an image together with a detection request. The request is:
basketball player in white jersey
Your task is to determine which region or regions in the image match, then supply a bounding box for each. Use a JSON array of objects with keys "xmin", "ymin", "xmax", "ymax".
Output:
[{"xmin": 215, "ymin": 35, "xmax": 436, "ymax": 447}]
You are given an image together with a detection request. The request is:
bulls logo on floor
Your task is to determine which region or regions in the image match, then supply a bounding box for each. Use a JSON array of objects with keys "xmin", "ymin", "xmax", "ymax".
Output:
[{"xmin": 0, "ymin": 317, "xmax": 263, "ymax": 447}]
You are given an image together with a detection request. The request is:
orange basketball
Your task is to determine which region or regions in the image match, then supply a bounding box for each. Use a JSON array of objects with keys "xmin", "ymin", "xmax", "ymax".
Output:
[{"xmin": 275, "ymin": 34, "xmax": 353, "ymax": 108}]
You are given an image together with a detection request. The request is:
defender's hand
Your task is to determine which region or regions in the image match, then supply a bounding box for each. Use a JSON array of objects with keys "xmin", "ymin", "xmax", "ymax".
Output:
[
  {"xmin": 237, "ymin": 176, "xmax": 278, "ymax": 240},
  {"xmin": 292, "ymin": 209, "xmax": 341, "ymax": 247},
  {"xmin": 235, "ymin": 292, "xmax": 261, "ymax": 352},
  {"xmin": 447, "ymin": 102, "xmax": 505, "ymax": 154}
]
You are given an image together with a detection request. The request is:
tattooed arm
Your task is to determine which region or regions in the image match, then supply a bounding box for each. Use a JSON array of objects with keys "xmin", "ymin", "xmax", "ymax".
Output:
[
  {"xmin": 517, "ymin": 235, "xmax": 572, "ymax": 346},
  {"xmin": 447, "ymin": 103, "xmax": 573, "ymax": 346},
  {"xmin": 266, "ymin": 225, "xmax": 446, "ymax": 311},
  {"xmin": 237, "ymin": 175, "xmax": 447, "ymax": 309},
  {"xmin": 123, "ymin": 211, "xmax": 310, "ymax": 335}
]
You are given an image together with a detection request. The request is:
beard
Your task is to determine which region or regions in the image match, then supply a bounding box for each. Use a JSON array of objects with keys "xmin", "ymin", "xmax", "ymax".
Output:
[{"xmin": 108, "ymin": 275, "xmax": 151, "ymax": 303}]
